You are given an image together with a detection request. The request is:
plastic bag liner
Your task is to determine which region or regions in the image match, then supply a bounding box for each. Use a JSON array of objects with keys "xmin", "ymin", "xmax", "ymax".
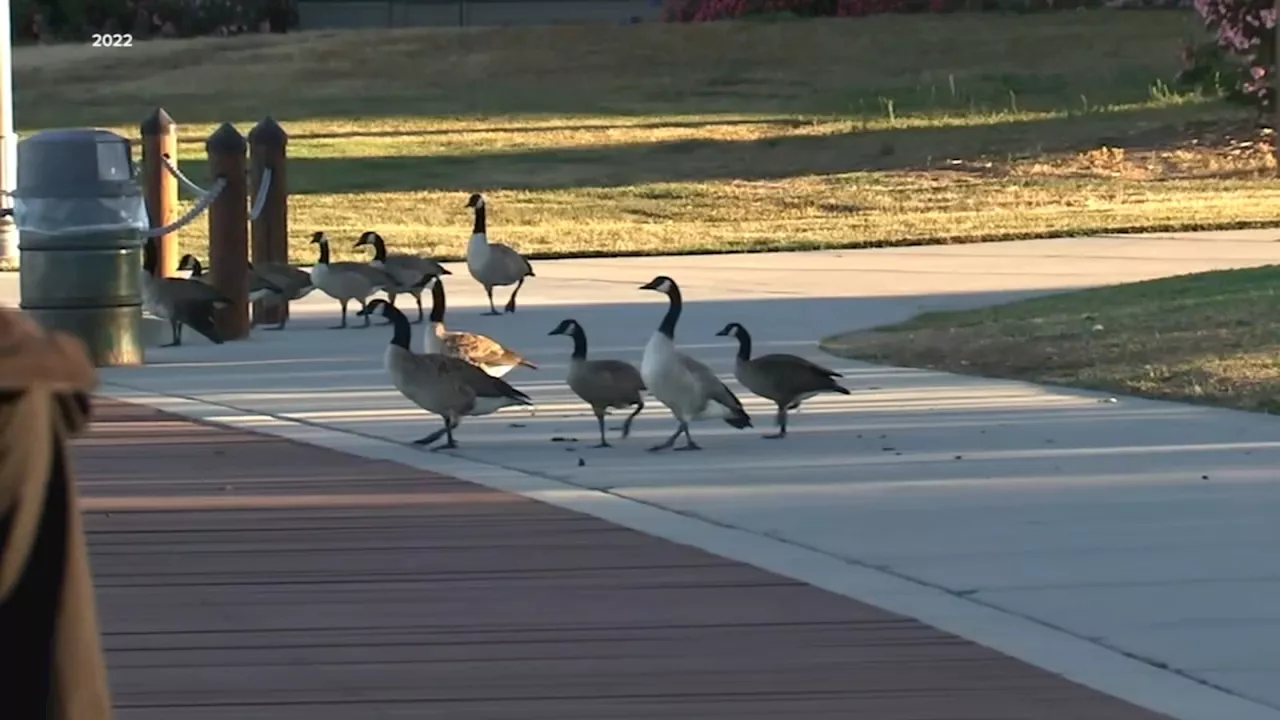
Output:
[{"xmin": 14, "ymin": 195, "xmax": 150, "ymax": 238}]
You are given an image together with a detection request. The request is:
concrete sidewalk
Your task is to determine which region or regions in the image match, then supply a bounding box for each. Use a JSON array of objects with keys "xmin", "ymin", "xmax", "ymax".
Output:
[
  {"xmin": 19, "ymin": 229, "xmax": 1280, "ymax": 718},
  {"xmin": 77, "ymin": 398, "xmax": 1167, "ymax": 718}
]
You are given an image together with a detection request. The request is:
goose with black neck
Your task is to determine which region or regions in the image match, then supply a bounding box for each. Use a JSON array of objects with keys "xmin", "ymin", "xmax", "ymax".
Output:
[
  {"xmin": 359, "ymin": 299, "xmax": 534, "ymax": 451},
  {"xmin": 354, "ymin": 230, "xmax": 450, "ymax": 324},
  {"xmin": 464, "ymin": 193, "xmax": 535, "ymax": 316},
  {"xmin": 309, "ymin": 231, "xmax": 398, "ymax": 329},
  {"xmin": 549, "ymin": 318, "xmax": 646, "ymax": 448},
  {"xmin": 638, "ymin": 275, "xmax": 752, "ymax": 452},
  {"xmin": 715, "ymin": 321, "xmax": 849, "ymax": 439},
  {"xmin": 424, "ymin": 276, "xmax": 537, "ymax": 378}
]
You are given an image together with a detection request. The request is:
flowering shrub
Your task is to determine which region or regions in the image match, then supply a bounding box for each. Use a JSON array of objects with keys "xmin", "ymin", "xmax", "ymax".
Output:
[
  {"xmin": 15, "ymin": 0, "xmax": 297, "ymax": 41},
  {"xmin": 1187, "ymin": 0, "xmax": 1277, "ymax": 112}
]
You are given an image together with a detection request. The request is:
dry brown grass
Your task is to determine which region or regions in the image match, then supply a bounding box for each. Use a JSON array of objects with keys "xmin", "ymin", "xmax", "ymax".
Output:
[
  {"xmin": 14, "ymin": 14, "xmax": 1279, "ymax": 264},
  {"xmin": 821, "ymin": 265, "xmax": 1280, "ymax": 414}
]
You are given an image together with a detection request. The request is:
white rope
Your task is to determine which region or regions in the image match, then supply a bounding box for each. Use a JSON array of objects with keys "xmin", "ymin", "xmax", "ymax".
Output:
[
  {"xmin": 248, "ymin": 167, "xmax": 273, "ymax": 222},
  {"xmin": 159, "ymin": 154, "xmax": 209, "ymax": 197},
  {"xmin": 144, "ymin": 177, "xmax": 227, "ymax": 238}
]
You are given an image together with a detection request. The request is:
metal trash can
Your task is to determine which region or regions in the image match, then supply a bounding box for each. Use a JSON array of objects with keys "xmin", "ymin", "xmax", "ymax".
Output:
[{"xmin": 15, "ymin": 129, "xmax": 148, "ymax": 367}]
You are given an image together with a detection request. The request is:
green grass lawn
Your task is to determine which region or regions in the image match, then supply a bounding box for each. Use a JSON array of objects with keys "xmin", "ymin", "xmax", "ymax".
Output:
[
  {"xmin": 821, "ymin": 265, "xmax": 1280, "ymax": 413},
  {"xmin": 14, "ymin": 14, "xmax": 1280, "ymax": 265}
]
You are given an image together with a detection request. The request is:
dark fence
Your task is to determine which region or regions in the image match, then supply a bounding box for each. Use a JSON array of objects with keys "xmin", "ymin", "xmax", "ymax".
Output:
[{"xmin": 297, "ymin": 0, "xmax": 663, "ymax": 29}]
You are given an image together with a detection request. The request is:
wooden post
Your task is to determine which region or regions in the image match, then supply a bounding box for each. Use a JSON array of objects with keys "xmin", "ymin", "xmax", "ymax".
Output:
[
  {"xmin": 248, "ymin": 117, "xmax": 289, "ymax": 328},
  {"xmin": 140, "ymin": 108, "xmax": 179, "ymax": 278},
  {"xmin": 206, "ymin": 122, "xmax": 250, "ymax": 341}
]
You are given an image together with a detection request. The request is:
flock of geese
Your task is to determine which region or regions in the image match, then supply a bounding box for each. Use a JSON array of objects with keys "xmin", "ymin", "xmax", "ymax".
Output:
[{"xmin": 138, "ymin": 193, "xmax": 851, "ymax": 452}]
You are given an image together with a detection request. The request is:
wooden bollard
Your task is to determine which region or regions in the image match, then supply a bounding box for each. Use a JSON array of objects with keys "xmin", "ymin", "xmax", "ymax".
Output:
[
  {"xmin": 248, "ymin": 117, "xmax": 289, "ymax": 327},
  {"xmin": 206, "ymin": 122, "xmax": 250, "ymax": 341},
  {"xmin": 139, "ymin": 108, "xmax": 179, "ymax": 278}
]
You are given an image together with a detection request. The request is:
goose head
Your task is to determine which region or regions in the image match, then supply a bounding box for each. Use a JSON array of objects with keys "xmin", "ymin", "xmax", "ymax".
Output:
[
  {"xmin": 548, "ymin": 318, "xmax": 581, "ymax": 337},
  {"xmin": 310, "ymin": 231, "xmax": 329, "ymax": 246},
  {"xmin": 353, "ymin": 231, "xmax": 382, "ymax": 249},
  {"xmin": 356, "ymin": 298, "xmax": 396, "ymax": 320},
  {"xmin": 465, "ymin": 193, "xmax": 485, "ymax": 209},
  {"xmin": 715, "ymin": 322, "xmax": 746, "ymax": 339},
  {"xmin": 176, "ymin": 254, "xmax": 200, "ymax": 273},
  {"xmin": 639, "ymin": 275, "xmax": 678, "ymax": 295}
]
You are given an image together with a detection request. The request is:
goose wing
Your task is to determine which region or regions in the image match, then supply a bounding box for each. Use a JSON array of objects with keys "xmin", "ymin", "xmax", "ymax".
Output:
[
  {"xmin": 582, "ymin": 358, "xmax": 646, "ymax": 393},
  {"xmin": 754, "ymin": 353, "xmax": 843, "ymax": 379},
  {"xmin": 255, "ymin": 262, "xmax": 313, "ymax": 292},
  {"xmin": 439, "ymin": 353, "xmax": 533, "ymax": 404},
  {"xmin": 445, "ymin": 331, "xmax": 528, "ymax": 368},
  {"xmin": 490, "ymin": 243, "xmax": 534, "ymax": 277},
  {"xmin": 330, "ymin": 261, "xmax": 398, "ymax": 288},
  {"xmin": 159, "ymin": 277, "xmax": 231, "ymax": 305},
  {"xmin": 386, "ymin": 254, "xmax": 447, "ymax": 285},
  {"xmin": 678, "ymin": 353, "xmax": 747, "ymax": 415}
]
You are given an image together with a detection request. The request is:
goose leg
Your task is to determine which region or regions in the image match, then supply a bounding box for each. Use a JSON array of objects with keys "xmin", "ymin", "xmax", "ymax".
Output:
[
  {"xmin": 161, "ymin": 319, "xmax": 181, "ymax": 348},
  {"xmin": 503, "ymin": 277, "xmax": 525, "ymax": 314},
  {"xmin": 482, "ymin": 286, "xmax": 501, "ymax": 316},
  {"xmin": 592, "ymin": 409, "xmax": 611, "ymax": 448},
  {"xmin": 648, "ymin": 422, "xmax": 686, "ymax": 452},
  {"xmin": 763, "ymin": 404, "xmax": 788, "ymax": 439},
  {"xmin": 620, "ymin": 400, "xmax": 644, "ymax": 440},
  {"xmin": 431, "ymin": 418, "xmax": 460, "ymax": 451},
  {"xmin": 330, "ymin": 299, "xmax": 349, "ymax": 330},
  {"xmin": 359, "ymin": 299, "xmax": 372, "ymax": 328},
  {"xmin": 674, "ymin": 423, "xmax": 702, "ymax": 451},
  {"xmin": 412, "ymin": 423, "xmax": 450, "ymax": 446}
]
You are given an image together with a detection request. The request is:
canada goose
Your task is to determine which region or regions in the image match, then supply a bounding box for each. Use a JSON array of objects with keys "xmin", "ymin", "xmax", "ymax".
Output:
[
  {"xmin": 423, "ymin": 275, "xmax": 537, "ymax": 378},
  {"xmin": 177, "ymin": 254, "xmax": 281, "ymax": 304},
  {"xmin": 358, "ymin": 298, "xmax": 533, "ymax": 450},
  {"xmin": 247, "ymin": 260, "xmax": 316, "ymax": 331},
  {"xmin": 548, "ymin": 318, "xmax": 646, "ymax": 448},
  {"xmin": 715, "ymin": 322, "xmax": 850, "ymax": 439},
  {"xmin": 638, "ymin": 275, "xmax": 751, "ymax": 452},
  {"xmin": 464, "ymin": 193, "xmax": 535, "ymax": 315},
  {"xmin": 353, "ymin": 230, "xmax": 451, "ymax": 324},
  {"xmin": 140, "ymin": 239, "xmax": 229, "ymax": 347},
  {"xmin": 309, "ymin": 231, "xmax": 403, "ymax": 329}
]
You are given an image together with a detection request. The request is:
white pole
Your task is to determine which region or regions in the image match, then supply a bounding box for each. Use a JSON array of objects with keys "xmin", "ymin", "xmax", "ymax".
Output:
[{"xmin": 0, "ymin": 0, "xmax": 19, "ymax": 270}]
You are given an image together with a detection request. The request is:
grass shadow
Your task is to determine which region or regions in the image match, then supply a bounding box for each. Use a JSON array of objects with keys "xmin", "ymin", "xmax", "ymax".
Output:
[{"xmin": 258, "ymin": 104, "xmax": 1238, "ymax": 195}]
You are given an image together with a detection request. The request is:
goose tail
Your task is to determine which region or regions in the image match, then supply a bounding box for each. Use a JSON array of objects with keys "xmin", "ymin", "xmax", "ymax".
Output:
[{"xmin": 183, "ymin": 305, "xmax": 225, "ymax": 345}]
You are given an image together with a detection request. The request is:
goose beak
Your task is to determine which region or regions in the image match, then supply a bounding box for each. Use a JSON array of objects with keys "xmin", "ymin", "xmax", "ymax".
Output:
[
  {"xmin": 714, "ymin": 326, "xmax": 732, "ymax": 337},
  {"xmin": 310, "ymin": 233, "xmax": 325, "ymax": 245},
  {"xmin": 439, "ymin": 267, "xmax": 453, "ymax": 275},
  {"xmin": 353, "ymin": 237, "xmax": 368, "ymax": 248},
  {"xmin": 639, "ymin": 279, "xmax": 661, "ymax": 291}
]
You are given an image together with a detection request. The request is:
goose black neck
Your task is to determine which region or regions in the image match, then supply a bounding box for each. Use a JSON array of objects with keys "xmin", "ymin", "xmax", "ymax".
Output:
[
  {"xmin": 657, "ymin": 285, "xmax": 683, "ymax": 339},
  {"xmin": 142, "ymin": 240, "xmax": 157, "ymax": 274},
  {"xmin": 472, "ymin": 204, "xmax": 486, "ymax": 235},
  {"xmin": 387, "ymin": 308, "xmax": 411, "ymax": 349},
  {"xmin": 569, "ymin": 324, "xmax": 588, "ymax": 360},
  {"xmin": 429, "ymin": 278, "xmax": 446, "ymax": 323},
  {"xmin": 733, "ymin": 327, "xmax": 752, "ymax": 361},
  {"xmin": 371, "ymin": 236, "xmax": 388, "ymax": 262},
  {"xmin": 316, "ymin": 241, "xmax": 330, "ymax": 265},
  {"xmin": 191, "ymin": 258, "xmax": 204, "ymax": 277}
]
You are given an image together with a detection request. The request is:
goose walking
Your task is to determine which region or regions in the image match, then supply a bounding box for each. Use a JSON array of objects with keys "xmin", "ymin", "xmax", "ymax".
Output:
[
  {"xmin": 638, "ymin": 275, "xmax": 751, "ymax": 452},
  {"xmin": 353, "ymin": 230, "xmax": 451, "ymax": 324},
  {"xmin": 248, "ymin": 260, "xmax": 316, "ymax": 331},
  {"xmin": 177, "ymin": 253, "xmax": 281, "ymax": 304},
  {"xmin": 140, "ymin": 239, "xmax": 229, "ymax": 347},
  {"xmin": 309, "ymin": 231, "xmax": 401, "ymax": 329},
  {"xmin": 464, "ymin": 193, "xmax": 534, "ymax": 315},
  {"xmin": 715, "ymin": 322, "xmax": 850, "ymax": 439},
  {"xmin": 423, "ymin": 275, "xmax": 537, "ymax": 378},
  {"xmin": 358, "ymin": 299, "xmax": 533, "ymax": 450},
  {"xmin": 548, "ymin": 318, "xmax": 646, "ymax": 448}
]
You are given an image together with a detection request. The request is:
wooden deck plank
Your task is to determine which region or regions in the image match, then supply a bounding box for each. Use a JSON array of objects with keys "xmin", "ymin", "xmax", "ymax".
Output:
[{"xmin": 74, "ymin": 398, "xmax": 1169, "ymax": 719}]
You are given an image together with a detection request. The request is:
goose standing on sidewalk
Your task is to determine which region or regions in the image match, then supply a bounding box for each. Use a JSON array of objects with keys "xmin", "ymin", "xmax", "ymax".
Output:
[
  {"xmin": 353, "ymin": 230, "xmax": 451, "ymax": 324},
  {"xmin": 715, "ymin": 322, "xmax": 850, "ymax": 439},
  {"xmin": 140, "ymin": 239, "xmax": 229, "ymax": 347},
  {"xmin": 422, "ymin": 275, "xmax": 537, "ymax": 378},
  {"xmin": 464, "ymin": 193, "xmax": 535, "ymax": 315},
  {"xmin": 638, "ymin": 275, "xmax": 751, "ymax": 452},
  {"xmin": 359, "ymin": 299, "xmax": 533, "ymax": 451},
  {"xmin": 549, "ymin": 318, "xmax": 646, "ymax": 448},
  {"xmin": 309, "ymin": 231, "xmax": 399, "ymax": 329}
]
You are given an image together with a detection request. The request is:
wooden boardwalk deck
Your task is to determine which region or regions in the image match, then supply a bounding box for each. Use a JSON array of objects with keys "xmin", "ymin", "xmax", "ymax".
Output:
[{"xmin": 73, "ymin": 398, "xmax": 1169, "ymax": 719}]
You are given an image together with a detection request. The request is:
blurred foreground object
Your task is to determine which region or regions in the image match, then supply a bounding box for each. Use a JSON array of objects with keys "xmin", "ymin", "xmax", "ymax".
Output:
[{"xmin": 0, "ymin": 308, "xmax": 113, "ymax": 719}]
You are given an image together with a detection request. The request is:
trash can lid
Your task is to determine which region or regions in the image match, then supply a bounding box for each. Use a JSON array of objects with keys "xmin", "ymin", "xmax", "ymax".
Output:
[{"xmin": 15, "ymin": 129, "xmax": 141, "ymax": 200}]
